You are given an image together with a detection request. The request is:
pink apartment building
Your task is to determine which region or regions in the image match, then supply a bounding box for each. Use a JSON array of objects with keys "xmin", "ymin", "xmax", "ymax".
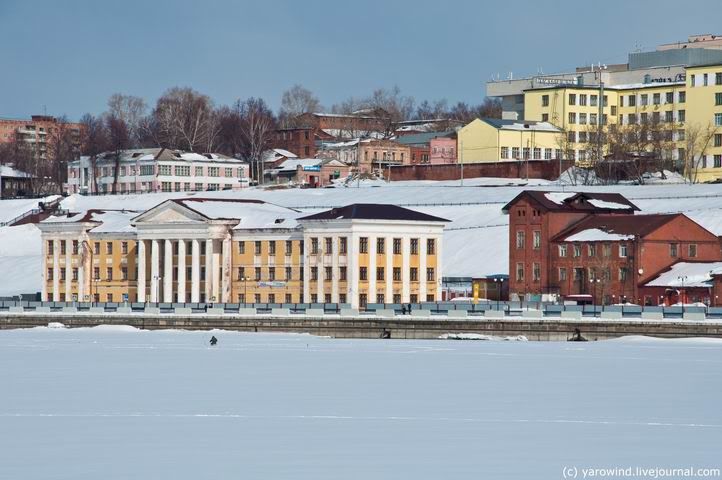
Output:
[{"xmin": 66, "ymin": 148, "xmax": 250, "ymax": 194}]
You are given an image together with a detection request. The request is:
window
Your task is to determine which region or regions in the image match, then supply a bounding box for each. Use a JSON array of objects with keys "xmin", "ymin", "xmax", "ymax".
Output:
[
  {"xmin": 255, "ymin": 267, "xmax": 262, "ymax": 281},
  {"xmin": 619, "ymin": 244, "xmax": 628, "ymax": 258},
  {"xmin": 542, "ymin": 94, "xmax": 549, "ymax": 107},
  {"xmin": 255, "ymin": 241, "xmax": 262, "ymax": 255},
  {"xmin": 285, "ymin": 240, "xmax": 292, "ymax": 256},
  {"xmin": 679, "ymin": 91, "xmax": 686, "ymax": 103},
  {"xmin": 286, "ymin": 294, "xmax": 293, "ymax": 304},
  {"xmin": 208, "ymin": 167, "xmax": 220, "ymax": 177},
  {"xmin": 339, "ymin": 237, "xmax": 347, "ymax": 254},
  {"xmin": 60, "ymin": 267, "xmax": 66, "ymax": 281},
  {"xmin": 532, "ymin": 263, "xmax": 541, "ymax": 282},
  {"xmin": 573, "ymin": 268, "xmax": 583, "ymax": 281},
  {"xmin": 579, "ymin": 94, "xmax": 587, "ymax": 106},
  {"xmin": 359, "ymin": 267, "xmax": 368, "ymax": 281},
  {"xmin": 106, "ymin": 242, "xmax": 113, "ymax": 255},
  {"xmin": 665, "ymin": 110, "xmax": 673, "ymax": 123},
  {"xmin": 121, "ymin": 266, "xmax": 128, "ymax": 281},
  {"xmin": 653, "ymin": 93, "xmax": 660, "ymax": 105},
  {"xmin": 94, "ymin": 242, "xmax": 100, "ymax": 255},
  {"xmin": 704, "ymin": 73, "xmax": 709, "ymax": 86},
  {"xmin": 376, "ymin": 238, "xmax": 385, "ymax": 254},
  {"xmin": 410, "ymin": 238, "xmax": 419, "ymax": 255},
  {"xmin": 640, "ymin": 94, "xmax": 648, "ymax": 106},
  {"xmin": 174, "ymin": 165, "xmax": 190, "ymax": 176},
  {"xmin": 255, "ymin": 293, "xmax": 262, "ymax": 303},
  {"xmin": 533, "ymin": 231, "xmax": 541, "ymax": 249},
  {"xmin": 590, "ymin": 113, "xmax": 597, "ymax": 125},
  {"xmin": 501, "ymin": 146, "xmax": 509, "ymax": 159},
  {"xmin": 376, "ymin": 267, "xmax": 384, "ymax": 281},
  {"xmin": 269, "ymin": 241, "xmax": 276, "ymax": 256},
  {"xmin": 310, "ymin": 267, "xmax": 318, "ymax": 281},
  {"xmin": 393, "ymin": 267, "xmax": 401, "ymax": 281},
  {"xmin": 669, "ymin": 243, "xmax": 678, "ymax": 257},
  {"xmin": 516, "ymin": 263, "xmax": 524, "ymax": 281},
  {"xmin": 339, "ymin": 266, "xmax": 347, "ymax": 281},
  {"xmin": 410, "ymin": 267, "xmax": 418, "ymax": 281},
  {"xmin": 558, "ymin": 244, "xmax": 567, "ymax": 257},
  {"xmin": 323, "ymin": 237, "xmax": 332, "ymax": 253},
  {"xmin": 628, "ymin": 113, "xmax": 637, "ymax": 125},
  {"xmin": 426, "ymin": 267, "xmax": 435, "ymax": 281},
  {"xmin": 511, "ymin": 147, "xmax": 520, "ymax": 159},
  {"xmin": 588, "ymin": 244, "xmax": 596, "ymax": 257},
  {"xmin": 666, "ymin": 92, "xmax": 674, "ymax": 104},
  {"xmin": 689, "ymin": 244, "xmax": 697, "ymax": 258},
  {"xmin": 579, "ymin": 113, "xmax": 587, "ymax": 125},
  {"xmin": 568, "ymin": 112, "xmax": 576, "ymax": 124},
  {"xmin": 238, "ymin": 241, "xmax": 245, "ymax": 254},
  {"xmin": 559, "ymin": 267, "xmax": 567, "ymax": 281},
  {"xmin": 516, "ymin": 231, "xmax": 525, "ymax": 249},
  {"xmin": 325, "ymin": 266, "xmax": 332, "ymax": 281},
  {"xmin": 393, "ymin": 238, "xmax": 401, "ymax": 254},
  {"xmin": 715, "ymin": 134, "xmax": 722, "ymax": 148},
  {"xmin": 619, "ymin": 267, "xmax": 629, "ymax": 281},
  {"xmin": 106, "ymin": 267, "xmax": 113, "ymax": 280},
  {"xmin": 678, "ymin": 110, "xmax": 686, "ymax": 122},
  {"xmin": 715, "ymin": 113, "xmax": 722, "ymax": 126},
  {"xmin": 427, "ymin": 238, "xmax": 436, "ymax": 255},
  {"xmin": 194, "ymin": 166, "xmax": 204, "ymax": 176},
  {"xmin": 159, "ymin": 164, "xmax": 171, "ymax": 175},
  {"xmin": 121, "ymin": 241, "xmax": 128, "ymax": 255},
  {"xmin": 523, "ymin": 147, "xmax": 530, "ymax": 159},
  {"xmin": 377, "ymin": 293, "xmax": 385, "ymax": 304},
  {"xmin": 544, "ymin": 148, "xmax": 552, "ymax": 160},
  {"xmin": 628, "ymin": 95, "xmax": 636, "ymax": 107},
  {"xmin": 310, "ymin": 238, "xmax": 319, "ymax": 254},
  {"xmin": 573, "ymin": 244, "xmax": 581, "ymax": 257},
  {"xmin": 237, "ymin": 266, "xmax": 245, "ymax": 280},
  {"xmin": 224, "ymin": 167, "xmax": 233, "ymax": 177},
  {"xmin": 359, "ymin": 237, "xmax": 368, "ymax": 254},
  {"xmin": 715, "ymin": 155, "xmax": 722, "ymax": 168},
  {"xmin": 72, "ymin": 240, "xmax": 79, "ymax": 255},
  {"xmin": 568, "ymin": 94, "xmax": 576, "ymax": 105},
  {"xmin": 285, "ymin": 266, "xmax": 292, "ymax": 280},
  {"xmin": 533, "ymin": 147, "xmax": 541, "ymax": 159}
]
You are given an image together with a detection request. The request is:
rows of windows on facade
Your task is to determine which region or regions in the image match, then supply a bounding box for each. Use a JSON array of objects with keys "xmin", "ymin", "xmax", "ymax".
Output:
[
  {"xmin": 46, "ymin": 236, "xmax": 438, "ymax": 304},
  {"xmin": 513, "ymin": 227, "xmax": 699, "ymax": 284}
]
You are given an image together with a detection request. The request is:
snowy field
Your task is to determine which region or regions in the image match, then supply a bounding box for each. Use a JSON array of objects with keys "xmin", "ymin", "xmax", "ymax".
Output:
[{"xmin": 0, "ymin": 326, "xmax": 720, "ymax": 479}]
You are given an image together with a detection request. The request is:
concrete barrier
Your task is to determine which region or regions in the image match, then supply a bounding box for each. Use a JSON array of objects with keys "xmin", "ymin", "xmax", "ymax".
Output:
[
  {"xmin": 521, "ymin": 310, "xmax": 543, "ymax": 318},
  {"xmin": 641, "ymin": 311, "xmax": 664, "ymax": 320},
  {"xmin": 683, "ymin": 311, "xmax": 706, "ymax": 321},
  {"xmin": 116, "ymin": 307, "xmax": 132, "ymax": 314},
  {"xmin": 376, "ymin": 309, "xmax": 396, "ymax": 318},
  {"xmin": 89, "ymin": 307, "xmax": 105, "ymax": 314},
  {"xmin": 560, "ymin": 310, "xmax": 582, "ymax": 320},
  {"xmin": 8, "ymin": 306, "xmax": 23, "ymax": 313},
  {"xmin": 206, "ymin": 307, "xmax": 225, "ymax": 315},
  {"xmin": 62, "ymin": 306, "xmax": 78, "ymax": 313},
  {"xmin": 272, "ymin": 308, "xmax": 290, "ymax": 316},
  {"xmin": 144, "ymin": 307, "xmax": 161, "ymax": 315},
  {"xmin": 410, "ymin": 309, "xmax": 432, "ymax": 318},
  {"xmin": 305, "ymin": 309, "xmax": 325, "ymax": 316},
  {"xmin": 447, "ymin": 310, "xmax": 468, "ymax": 319},
  {"xmin": 174, "ymin": 307, "xmax": 192, "ymax": 315},
  {"xmin": 340, "ymin": 308, "xmax": 360, "ymax": 317},
  {"xmin": 601, "ymin": 311, "xmax": 623, "ymax": 320},
  {"xmin": 35, "ymin": 306, "xmax": 51, "ymax": 313},
  {"xmin": 238, "ymin": 308, "xmax": 257, "ymax": 316},
  {"xmin": 483, "ymin": 310, "xmax": 506, "ymax": 318}
]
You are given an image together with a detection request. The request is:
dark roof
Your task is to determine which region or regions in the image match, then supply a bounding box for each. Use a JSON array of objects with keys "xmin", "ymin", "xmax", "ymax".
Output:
[
  {"xmin": 502, "ymin": 191, "xmax": 640, "ymax": 214},
  {"xmin": 479, "ymin": 117, "xmax": 547, "ymax": 129},
  {"xmin": 299, "ymin": 204, "xmax": 449, "ymax": 222},
  {"xmin": 552, "ymin": 213, "xmax": 681, "ymax": 242},
  {"xmin": 393, "ymin": 131, "xmax": 455, "ymax": 145}
]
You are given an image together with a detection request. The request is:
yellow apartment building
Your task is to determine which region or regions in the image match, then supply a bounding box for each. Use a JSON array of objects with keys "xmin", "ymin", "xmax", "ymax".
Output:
[
  {"xmin": 38, "ymin": 198, "xmax": 448, "ymax": 308},
  {"xmin": 456, "ymin": 118, "xmax": 562, "ymax": 164},
  {"xmin": 685, "ymin": 64, "xmax": 722, "ymax": 182}
]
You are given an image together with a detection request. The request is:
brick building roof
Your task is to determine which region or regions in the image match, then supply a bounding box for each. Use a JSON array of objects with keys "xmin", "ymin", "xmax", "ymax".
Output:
[
  {"xmin": 299, "ymin": 204, "xmax": 449, "ymax": 222},
  {"xmin": 502, "ymin": 191, "xmax": 640, "ymax": 214},
  {"xmin": 552, "ymin": 213, "xmax": 681, "ymax": 242}
]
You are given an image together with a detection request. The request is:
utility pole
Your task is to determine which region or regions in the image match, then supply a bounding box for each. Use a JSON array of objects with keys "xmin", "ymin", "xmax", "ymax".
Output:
[{"xmin": 459, "ymin": 139, "xmax": 464, "ymax": 186}]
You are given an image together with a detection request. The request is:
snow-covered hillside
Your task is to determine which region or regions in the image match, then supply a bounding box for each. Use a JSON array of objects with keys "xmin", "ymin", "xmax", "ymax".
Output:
[{"xmin": 0, "ymin": 327, "xmax": 719, "ymax": 479}]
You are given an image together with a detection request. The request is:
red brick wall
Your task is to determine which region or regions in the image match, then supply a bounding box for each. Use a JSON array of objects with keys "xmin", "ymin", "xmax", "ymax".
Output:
[
  {"xmin": 389, "ymin": 159, "xmax": 574, "ymax": 182},
  {"xmin": 272, "ymin": 128, "xmax": 316, "ymax": 157}
]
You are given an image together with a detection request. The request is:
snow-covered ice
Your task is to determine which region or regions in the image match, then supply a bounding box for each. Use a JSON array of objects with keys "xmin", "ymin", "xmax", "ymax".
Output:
[{"xmin": 0, "ymin": 327, "xmax": 720, "ymax": 479}]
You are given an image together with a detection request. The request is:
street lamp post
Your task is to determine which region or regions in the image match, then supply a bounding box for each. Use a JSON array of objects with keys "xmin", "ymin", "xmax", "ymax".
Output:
[
  {"xmin": 494, "ymin": 278, "xmax": 504, "ymax": 312},
  {"xmin": 153, "ymin": 275, "xmax": 161, "ymax": 304},
  {"xmin": 678, "ymin": 275, "xmax": 688, "ymax": 313},
  {"xmin": 241, "ymin": 276, "xmax": 248, "ymax": 304}
]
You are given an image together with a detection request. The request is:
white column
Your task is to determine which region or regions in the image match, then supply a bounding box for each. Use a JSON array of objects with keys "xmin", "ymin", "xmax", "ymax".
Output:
[
  {"xmin": 191, "ymin": 239, "xmax": 201, "ymax": 303},
  {"xmin": 205, "ymin": 239, "xmax": 213, "ymax": 302},
  {"xmin": 177, "ymin": 240, "xmax": 186, "ymax": 303},
  {"xmin": 419, "ymin": 236, "xmax": 427, "ymax": 302},
  {"xmin": 137, "ymin": 240, "xmax": 146, "ymax": 302},
  {"xmin": 436, "ymin": 234, "xmax": 443, "ymax": 301},
  {"xmin": 303, "ymin": 236, "xmax": 310, "ymax": 303},
  {"xmin": 41, "ymin": 237, "xmax": 48, "ymax": 301},
  {"xmin": 368, "ymin": 235, "xmax": 377, "ymax": 303},
  {"xmin": 52, "ymin": 239, "xmax": 60, "ymax": 301},
  {"xmin": 401, "ymin": 236, "xmax": 411, "ymax": 303},
  {"xmin": 150, "ymin": 239, "xmax": 159, "ymax": 303},
  {"xmin": 163, "ymin": 239, "xmax": 173, "ymax": 303},
  {"xmin": 212, "ymin": 239, "xmax": 221, "ymax": 302},
  {"xmin": 316, "ymin": 239, "xmax": 324, "ymax": 302},
  {"xmin": 65, "ymin": 240, "xmax": 72, "ymax": 301},
  {"xmin": 77, "ymin": 239, "xmax": 85, "ymax": 301},
  {"xmin": 331, "ymin": 236, "xmax": 339, "ymax": 303},
  {"xmin": 348, "ymin": 233, "xmax": 358, "ymax": 308},
  {"xmin": 221, "ymin": 236, "xmax": 231, "ymax": 303},
  {"xmin": 386, "ymin": 238, "xmax": 393, "ymax": 302}
]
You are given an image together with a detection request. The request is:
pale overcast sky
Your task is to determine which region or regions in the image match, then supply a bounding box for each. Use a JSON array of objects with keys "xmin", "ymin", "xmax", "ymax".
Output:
[{"xmin": 2, "ymin": 0, "xmax": 722, "ymax": 120}]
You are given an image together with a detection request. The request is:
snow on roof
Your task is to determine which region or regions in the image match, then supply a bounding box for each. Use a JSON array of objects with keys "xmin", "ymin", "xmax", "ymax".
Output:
[
  {"xmin": 172, "ymin": 198, "xmax": 301, "ymax": 229},
  {"xmin": 0, "ymin": 165, "xmax": 30, "ymax": 178},
  {"xmin": 587, "ymin": 199, "xmax": 632, "ymax": 210},
  {"xmin": 564, "ymin": 228, "xmax": 634, "ymax": 242},
  {"xmin": 544, "ymin": 192, "xmax": 575, "ymax": 204},
  {"xmin": 321, "ymin": 129, "xmax": 386, "ymax": 139},
  {"xmin": 646, "ymin": 262, "xmax": 722, "ymax": 288},
  {"xmin": 274, "ymin": 158, "xmax": 323, "ymax": 172},
  {"xmin": 42, "ymin": 210, "xmax": 139, "ymax": 233}
]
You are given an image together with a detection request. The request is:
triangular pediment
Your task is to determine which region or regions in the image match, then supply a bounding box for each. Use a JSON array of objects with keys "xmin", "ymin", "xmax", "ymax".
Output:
[{"xmin": 132, "ymin": 200, "xmax": 208, "ymax": 225}]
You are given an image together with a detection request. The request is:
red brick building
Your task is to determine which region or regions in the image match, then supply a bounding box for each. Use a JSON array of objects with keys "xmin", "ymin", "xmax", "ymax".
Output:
[
  {"xmin": 0, "ymin": 115, "xmax": 84, "ymax": 159},
  {"xmin": 503, "ymin": 191, "xmax": 722, "ymax": 305},
  {"xmin": 272, "ymin": 127, "xmax": 323, "ymax": 158}
]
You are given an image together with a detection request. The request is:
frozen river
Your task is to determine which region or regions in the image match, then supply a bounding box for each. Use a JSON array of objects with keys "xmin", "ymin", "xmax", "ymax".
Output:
[{"xmin": 0, "ymin": 326, "xmax": 720, "ymax": 479}]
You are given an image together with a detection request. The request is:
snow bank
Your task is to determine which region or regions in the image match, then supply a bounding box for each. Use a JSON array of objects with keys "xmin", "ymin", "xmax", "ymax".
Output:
[{"xmin": 439, "ymin": 333, "xmax": 529, "ymax": 341}]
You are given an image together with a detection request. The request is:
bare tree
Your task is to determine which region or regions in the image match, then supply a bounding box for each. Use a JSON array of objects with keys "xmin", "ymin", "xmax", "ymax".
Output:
[
  {"xmin": 80, "ymin": 113, "xmax": 109, "ymax": 193},
  {"xmin": 44, "ymin": 116, "xmax": 80, "ymax": 194},
  {"xmin": 279, "ymin": 84, "xmax": 322, "ymax": 126},
  {"xmin": 145, "ymin": 87, "xmax": 217, "ymax": 152},
  {"xmin": 106, "ymin": 114, "xmax": 130, "ymax": 193},
  {"xmin": 107, "ymin": 93, "xmax": 147, "ymax": 147},
  {"xmin": 236, "ymin": 97, "xmax": 277, "ymax": 184},
  {"xmin": 681, "ymin": 122, "xmax": 717, "ymax": 183}
]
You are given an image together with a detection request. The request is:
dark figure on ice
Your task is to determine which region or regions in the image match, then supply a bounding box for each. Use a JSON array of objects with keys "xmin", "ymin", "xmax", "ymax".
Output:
[
  {"xmin": 407, "ymin": 303, "xmax": 412, "ymax": 314},
  {"xmin": 401, "ymin": 305, "xmax": 407, "ymax": 315},
  {"xmin": 568, "ymin": 328, "xmax": 588, "ymax": 342},
  {"xmin": 210, "ymin": 336, "xmax": 218, "ymax": 346},
  {"xmin": 380, "ymin": 329, "xmax": 391, "ymax": 339}
]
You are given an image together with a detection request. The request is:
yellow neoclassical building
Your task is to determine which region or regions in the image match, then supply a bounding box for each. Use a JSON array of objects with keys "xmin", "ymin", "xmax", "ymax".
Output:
[
  {"xmin": 456, "ymin": 118, "xmax": 562, "ymax": 164},
  {"xmin": 37, "ymin": 199, "xmax": 448, "ymax": 309}
]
